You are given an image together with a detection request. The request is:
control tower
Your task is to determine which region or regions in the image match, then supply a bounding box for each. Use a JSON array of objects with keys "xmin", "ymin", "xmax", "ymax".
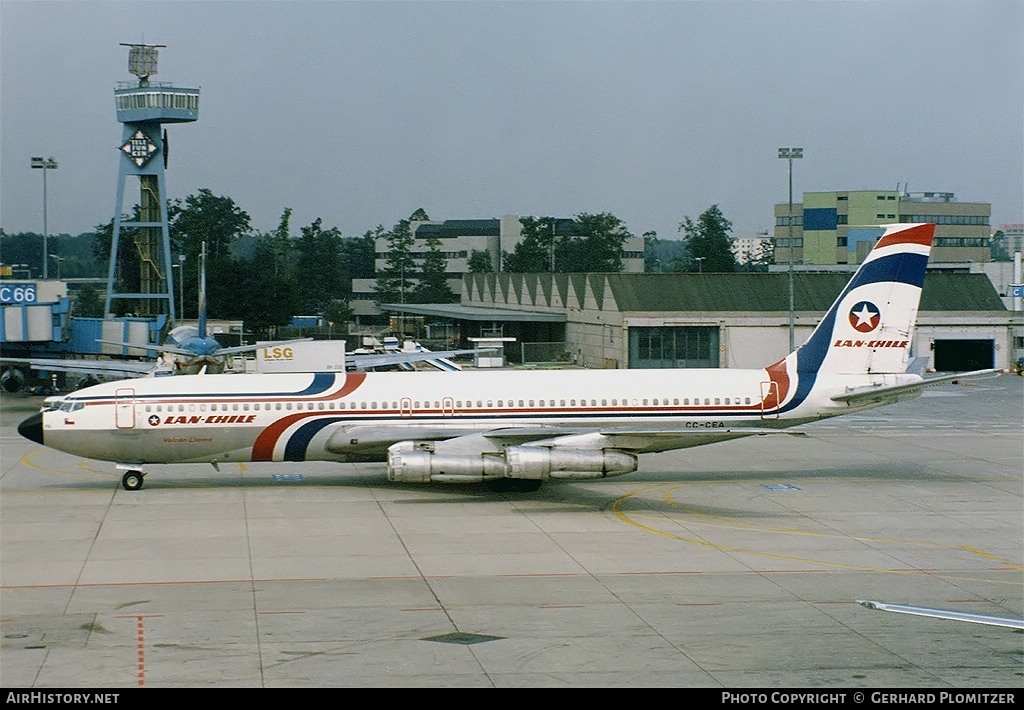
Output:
[{"xmin": 105, "ymin": 44, "xmax": 199, "ymax": 322}]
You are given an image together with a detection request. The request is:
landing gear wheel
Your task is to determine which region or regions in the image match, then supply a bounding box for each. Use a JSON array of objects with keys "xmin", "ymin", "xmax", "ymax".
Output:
[{"xmin": 121, "ymin": 470, "xmax": 144, "ymax": 491}]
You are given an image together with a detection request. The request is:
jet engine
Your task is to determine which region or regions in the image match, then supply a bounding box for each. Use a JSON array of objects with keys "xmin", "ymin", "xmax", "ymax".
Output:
[
  {"xmin": 1, "ymin": 368, "xmax": 26, "ymax": 393},
  {"xmin": 504, "ymin": 446, "xmax": 638, "ymax": 480},
  {"xmin": 386, "ymin": 441, "xmax": 638, "ymax": 484},
  {"xmin": 387, "ymin": 443, "xmax": 506, "ymax": 483}
]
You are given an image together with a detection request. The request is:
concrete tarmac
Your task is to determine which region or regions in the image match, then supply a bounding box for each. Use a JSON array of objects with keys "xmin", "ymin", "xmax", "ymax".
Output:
[{"xmin": 1, "ymin": 374, "xmax": 1021, "ymax": 688}]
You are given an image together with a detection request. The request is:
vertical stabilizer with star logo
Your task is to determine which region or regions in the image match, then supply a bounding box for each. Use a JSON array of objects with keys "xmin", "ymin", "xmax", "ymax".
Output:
[{"xmin": 788, "ymin": 223, "xmax": 933, "ymax": 378}]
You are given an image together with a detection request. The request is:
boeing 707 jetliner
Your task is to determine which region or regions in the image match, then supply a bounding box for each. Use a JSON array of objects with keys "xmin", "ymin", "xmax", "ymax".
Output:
[{"xmin": 18, "ymin": 223, "xmax": 995, "ymax": 492}]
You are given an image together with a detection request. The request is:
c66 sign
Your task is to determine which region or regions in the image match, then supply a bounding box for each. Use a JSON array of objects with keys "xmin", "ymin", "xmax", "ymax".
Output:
[{"xmin": 0, "ymin": 283, "xmax": 37, "ymax": 304}]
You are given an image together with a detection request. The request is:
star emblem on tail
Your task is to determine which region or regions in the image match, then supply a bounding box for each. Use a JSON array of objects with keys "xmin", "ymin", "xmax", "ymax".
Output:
[{"xmin": 848, "ymin": 301, "xmax": 880, "ymax": 333}]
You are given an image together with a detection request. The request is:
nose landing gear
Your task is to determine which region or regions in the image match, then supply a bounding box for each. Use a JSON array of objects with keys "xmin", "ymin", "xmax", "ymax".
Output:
[{"xmin": 119, "ymin": 469, "xmax": 145, "ymax": 491}]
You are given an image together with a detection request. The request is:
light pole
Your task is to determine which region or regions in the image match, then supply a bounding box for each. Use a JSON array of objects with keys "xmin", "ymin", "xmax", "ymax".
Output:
[
  {"xmin": 48, "ymin": 254, "xmax": 65, "ymax": 279},
  {"xmin": 778, "ymin": 147, "xmax": 803, "ymax": 351},
  {"xmin": 172, "ymin": 255, "xmax": 185, "ymax": 321},
  {"xmin": 31, "ymin": 157, "xmax": 58, "ymax": 278}
]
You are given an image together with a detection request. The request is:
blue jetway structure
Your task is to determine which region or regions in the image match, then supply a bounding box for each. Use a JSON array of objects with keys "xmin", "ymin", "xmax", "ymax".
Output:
[
  {"xmin": 1, "ymin": 278, "xmax": 165, "ymax": 391},
  {"xmin": 1, "ymin": 279, "xmax": 165, "ymax": 356}
]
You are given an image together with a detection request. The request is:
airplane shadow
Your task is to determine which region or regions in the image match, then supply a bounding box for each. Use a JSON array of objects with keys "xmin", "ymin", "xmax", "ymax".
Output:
[{"xmin": 32, "ymin": 459, "xmax": 954, "ymax": 513}]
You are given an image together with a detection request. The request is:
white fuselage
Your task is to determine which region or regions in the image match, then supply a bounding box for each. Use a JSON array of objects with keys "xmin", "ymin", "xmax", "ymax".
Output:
[{"xmin": 38, "ymin": 367, "xmax": 916, "ymax": 467}]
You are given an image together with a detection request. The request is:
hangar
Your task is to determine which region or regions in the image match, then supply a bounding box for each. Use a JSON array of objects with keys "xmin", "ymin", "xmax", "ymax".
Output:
[{"xmin": 384, "ymin": 270, "xmax": 1022, "ymax": 372}]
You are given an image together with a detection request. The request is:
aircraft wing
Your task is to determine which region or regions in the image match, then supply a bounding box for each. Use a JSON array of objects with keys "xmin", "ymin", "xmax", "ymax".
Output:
[
  {"xmin": 858, "ymin": 600, "xmax": 1024, "ymax": 630},
  {"xmin": 830, "ymin": 368, "xmax": 1001, "ymax": 407},
  {"xmin": 1, "ymin": 356, "xmax": 158, "ymax": 378},
  {"xmin": 326, "ymin": 422, "xmax": 793, "ymax": 457},
  {"xmin": 346, "ymin": 348, "xmax": 493, "ymax": 371},
  {"xmin": 95, "ymin": 337, "xmax": 313, "ymax": 358},
  {"xmin": 212, "ymin": 338, "xmax": 313, "ymax": 357},
  {"xmin": 93, "ymin": 339, "xmax": 195, "ymax": 357}
]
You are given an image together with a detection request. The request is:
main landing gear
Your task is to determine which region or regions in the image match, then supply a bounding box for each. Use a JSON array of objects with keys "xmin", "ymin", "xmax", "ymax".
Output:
[{"xmin": 121, "ymin": 469, "xmax": 145, "ymax": 491}]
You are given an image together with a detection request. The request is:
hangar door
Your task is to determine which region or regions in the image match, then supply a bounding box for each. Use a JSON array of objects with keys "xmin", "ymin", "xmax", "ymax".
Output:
[
  {"xmin": 932, "ymin": 339, "xmax": 994, "ymax": 371},
  {"xmin": 629, "ymin": 326, "xmax": 719, "ymax": 369}
]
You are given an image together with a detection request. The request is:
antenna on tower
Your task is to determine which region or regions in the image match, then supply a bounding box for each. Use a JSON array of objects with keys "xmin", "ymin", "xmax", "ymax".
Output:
[{"xmin": 121, "ymin": 43, "xmax": 166, "ymax": 86}]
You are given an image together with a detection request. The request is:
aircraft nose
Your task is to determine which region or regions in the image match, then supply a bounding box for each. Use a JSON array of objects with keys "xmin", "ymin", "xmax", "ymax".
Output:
[{"xmin": 18, "ymin": 412, "xmax": 43, "ymax": 445}]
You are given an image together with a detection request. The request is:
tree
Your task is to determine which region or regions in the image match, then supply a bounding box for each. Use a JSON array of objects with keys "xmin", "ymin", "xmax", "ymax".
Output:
[
  {"xmin": 504, "ymin": 213, "xmax": 630, "ymax": 273},
  {"xmin": 172, "ymin": 188, "xmax": 251, "ymax": 261},
  {"xmin": 564, "ymin": 212, "xmax": 629, "ymax": 272},
  {"xmin": 467, "ymin": 249, "xmax": 494, "ymax": 273},
  {"xmin": 990, "ymin": 230, "xmax": 1012, "ymax": 262},
  {"xmin": 176, "ymin": 189, "xmax": 252, "ymax": 320},
  {"xmin": 337, "ymin": 229, "xmax": 377, "ymax": 298},
  {"xmin": 71, "ymin": 284, "xmax": 104, "ymax": 318},
  {"xmin": 678, "ymin": 205, "xmax": 737, "ymax": 272},
  {"xmin": 502, "ymin": 216, "xmax": 553, "ymax": 273},
  {"xmin": 294, "ymin": 218, "xmax": 343, "ymax": 314},
  {"xmin": 374, "ymin": 216, "xmax": 418, "ymax": 306},
  {"xmin": 412, "ymin": 233, "xmax": 458, "ymax": 303},
  {"xmin": 263, "ymin": 207, "xmax": 294, "ymax": 279},
  {"xmin": 222, "ymin": 254, "xmax": 299, "ymax": 335}
]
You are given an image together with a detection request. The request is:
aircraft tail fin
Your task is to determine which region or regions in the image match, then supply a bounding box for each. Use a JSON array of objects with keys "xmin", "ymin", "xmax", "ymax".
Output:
[{"xmin": 776, "ymin": 222, "xmax": 934, "ymax": 378}]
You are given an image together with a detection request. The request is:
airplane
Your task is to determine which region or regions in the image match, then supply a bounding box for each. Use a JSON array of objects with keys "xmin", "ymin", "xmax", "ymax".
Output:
[
  {"xmin": 17, "ymin": 223, "xmax": 1000, "ymax": 493},
  {"xmin": 857, "ymin": 600, "xmax": 1024, "ymax": 630},
  {"xmin": 346, "ymin": 336, "xmax": 469, "ymax": 372},
  {"xmin": 1, "ymin": 243, "xmax": 307, "ymax": 389},
  {"xmin": 91, "ymin": 242, "xmax": 311, "ymax": 375},
  {"xmin": 2, "ymin": 243, "xmax": 482, "ymax": 389}
]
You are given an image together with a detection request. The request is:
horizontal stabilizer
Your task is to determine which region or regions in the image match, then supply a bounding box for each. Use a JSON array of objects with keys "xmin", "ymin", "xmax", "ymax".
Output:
[{"xmin": 830, "ymin": 369, "xmax": 999, "ymax": 406}]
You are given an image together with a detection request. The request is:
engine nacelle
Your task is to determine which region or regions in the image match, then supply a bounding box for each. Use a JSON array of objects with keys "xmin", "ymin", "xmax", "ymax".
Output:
[
  {"xmin": 1, "ymin": 368, "xmax": 26, "ymax": 393},
  {"xmin": 505, "ymin": 447, "xmax": 638, "ymax": 480},
  {"xmin": 387, "ymin": 442, "xmax": 505, "ymax": 483}
]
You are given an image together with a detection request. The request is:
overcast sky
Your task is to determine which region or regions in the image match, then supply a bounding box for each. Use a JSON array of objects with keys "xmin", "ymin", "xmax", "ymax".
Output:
[{"xmin": 2, "ymin": 0, "xmax": 1021, "ymax": 246}]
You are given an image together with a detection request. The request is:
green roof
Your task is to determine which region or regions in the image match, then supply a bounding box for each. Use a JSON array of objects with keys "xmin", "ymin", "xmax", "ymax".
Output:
[
  {"xmin": 605, "ymin": 272, "xmax": 1006, "ymax": 312},
  {"xmin": 466, "ymin": 271, "xmax": 1007, "ymax": 313}
]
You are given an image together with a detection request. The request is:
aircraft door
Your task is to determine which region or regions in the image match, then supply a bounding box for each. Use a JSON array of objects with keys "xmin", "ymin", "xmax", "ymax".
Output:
[
  {"xmin": 400, "ymin": 398, "xmax": 412, "ymax": 418},
  {"xmin": 759, "ymin": 381, "xmax": 779, "ymax": 420},
  {"xmin": 115, "ymin": 387, "xmax": 137, "ymax": 429},
  {"xmin": 442, "ymin": 397, "xmax": 454, "ymax": 417}
]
